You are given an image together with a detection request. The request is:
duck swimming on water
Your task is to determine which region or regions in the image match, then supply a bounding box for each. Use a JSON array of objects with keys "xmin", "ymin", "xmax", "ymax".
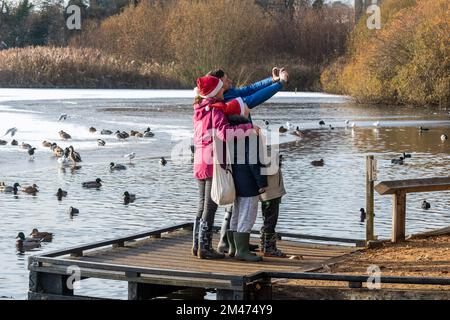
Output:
[
  {"xmin": 56, "ymin": 188, "xmax": 68, "ymax": 200},
  {"xmin": 101, "ymin": 129, "xmax": 113, "ymax": 135},
  {"xmin": 0, "ymin": 140, "xmax": 7, "ymax": 145},
  {"xmin": 16, "ymin": 232, "xmax": 41, "ymax": 252},
  {"xmin": 311, "ymin": 159, "xmax": 324, "ymax": 167},
  {"xmin": 110, "ymin": 162, "xmax": 127, "ymax": 171},
  {"xmin": 123, "ymin": 191, "xmax": 136, "ymax": 204},
  {"xmin": 29, "ymin": 229, "xmax": 53, "ymax": 242},
  {"xmin": 82, "ymin": 178, "xmax": 102, "ymax": 189},
  {"xmin": 11, "ymin": 139, "xmax": 18, "ymax": 146},
  {"xmin": 22, "ymin": 184, "xmax": 39, "ymax": 195},
  {"xmin": 97, "ymin": 139, "xmax": 106, "ymax": 147},
  {"xmin": 422, "ymin": 201, "xmax": 431, "ymax": 210},
  {"xmin": 2, "ymin": 183, "xmax": 20, "ymax": 194}
]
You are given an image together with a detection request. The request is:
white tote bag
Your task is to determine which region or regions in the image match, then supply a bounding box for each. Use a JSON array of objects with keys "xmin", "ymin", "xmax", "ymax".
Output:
[{"xmin": 211, "ymin": 126, "xmax": 236, "ymax": 206}]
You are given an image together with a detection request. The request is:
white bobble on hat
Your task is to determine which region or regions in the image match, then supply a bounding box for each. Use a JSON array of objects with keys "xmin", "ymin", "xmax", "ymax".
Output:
[{"xmin": 205, "ymin": 106, "xmax": 210, "ymax": 111}]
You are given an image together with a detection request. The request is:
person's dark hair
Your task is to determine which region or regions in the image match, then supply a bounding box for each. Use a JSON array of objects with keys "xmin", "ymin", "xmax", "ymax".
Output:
[{"xmin": 208, "ymin": 69, "xmax": 225, "ymax": 79}]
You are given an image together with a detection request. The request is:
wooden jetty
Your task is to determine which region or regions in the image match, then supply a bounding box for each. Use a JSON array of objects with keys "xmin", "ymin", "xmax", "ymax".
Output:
[
  {"xmin": 28, "ymin": 223, "xmax": 363, "ymax": 300},
  {"xmin": 375, "ymin": 177, "xmax": 450, "ymax": 243}
]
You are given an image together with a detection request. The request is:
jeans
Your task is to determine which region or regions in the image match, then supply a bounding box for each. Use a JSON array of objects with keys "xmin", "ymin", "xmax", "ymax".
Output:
[{"xmin": 197, "ymin": 178, "xmax": 218, "ymax": 227}]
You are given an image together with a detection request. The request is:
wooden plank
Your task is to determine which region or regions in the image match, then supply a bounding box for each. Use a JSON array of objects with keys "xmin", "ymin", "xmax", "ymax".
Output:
[
  {"xmin": 366, "ymin": 155, "xmax": 376, "ymax": 242},
  {"xmin": 29, "ymin": 264, "xmax": 236, "ymax": 290},
  {"xmin": 31, "ymin": 256, "xmax": 244, "ymax": 282},
  {"xmin": 39, "ymin": 222, "xmax": 192, "ymax": 258},
  {"xmin": 392, "ymin": 191, "xmax": 407, "ymax": 243},
  {"xmin": 375, "ymin": 177, "xmax": 450, "ymax": 195}
]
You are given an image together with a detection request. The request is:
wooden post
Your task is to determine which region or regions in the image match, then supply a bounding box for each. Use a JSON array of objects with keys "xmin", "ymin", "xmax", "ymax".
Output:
[
  {"xmin": 392, "ymin": 191, "xmax": 406, "ymax": 242},
  {"xmin": 366, "ymin": 156, "xmax": 376, "ymax": 242}
]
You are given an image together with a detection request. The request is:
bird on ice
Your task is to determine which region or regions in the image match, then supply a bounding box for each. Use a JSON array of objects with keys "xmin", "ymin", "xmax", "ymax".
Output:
[
  {"xmin": 124, "ymin": 152, "xmax": 136, "ymax": 164},
  {"xmin": 3, "ymin": 127, "xmax": 17, "ymax": 137}
]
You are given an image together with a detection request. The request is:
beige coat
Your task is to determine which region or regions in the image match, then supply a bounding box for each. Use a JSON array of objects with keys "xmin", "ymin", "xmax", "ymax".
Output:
[{"xmin": 260, "ymin": 166, "xmax": 286, "ymax": 202}]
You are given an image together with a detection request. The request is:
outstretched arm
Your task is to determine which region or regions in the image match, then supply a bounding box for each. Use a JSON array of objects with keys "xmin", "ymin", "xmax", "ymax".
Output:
[
  {"xmin": 224, "ymin": 77, "xmax": 274, "ymax": 100},
  {"xmin": 243, "ymin": 82, "xmax": 283, "ymax": 109}
]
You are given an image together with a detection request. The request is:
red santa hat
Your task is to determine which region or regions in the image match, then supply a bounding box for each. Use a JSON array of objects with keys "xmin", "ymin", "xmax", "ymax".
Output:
[{"xmin": 194, "ymin": 76, "xmax": 223, "ymax": 99}]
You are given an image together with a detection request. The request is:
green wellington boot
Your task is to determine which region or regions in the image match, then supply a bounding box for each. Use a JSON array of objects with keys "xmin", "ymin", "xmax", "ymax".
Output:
[
  {"xmin": 234, "ymin": 232, "xmax": 262, "ymax": 262},
  {"xmin": 226, "ymin": 230, "xmax": 236, "ymax": 257}
]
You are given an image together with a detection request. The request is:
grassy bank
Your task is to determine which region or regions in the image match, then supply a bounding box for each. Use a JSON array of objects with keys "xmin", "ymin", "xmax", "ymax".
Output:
[
  {"xmin": 321, "ymin": 0, "xmax": 450, "ymax": 107},
  {"xmin": 0, "ymin": 46, "xmax": 182, "ymax": 89},
  {"xmin": 0, "ymin": 46, "xmax": 323, "ymax": 90}
]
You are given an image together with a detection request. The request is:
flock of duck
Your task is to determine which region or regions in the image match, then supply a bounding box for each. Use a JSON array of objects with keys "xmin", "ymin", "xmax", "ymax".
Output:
[{"xmin": 0, "ymin": 118, "xmax": 170, "ymax": 253}]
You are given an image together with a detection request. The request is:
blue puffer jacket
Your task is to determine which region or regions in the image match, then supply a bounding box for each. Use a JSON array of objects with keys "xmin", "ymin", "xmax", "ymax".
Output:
[{"xmin": 224, "ymin": 77, "xmax": 282, "ymax": 109}]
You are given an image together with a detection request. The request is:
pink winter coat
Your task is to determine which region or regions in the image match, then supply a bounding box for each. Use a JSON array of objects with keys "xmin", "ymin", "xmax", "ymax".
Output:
[{"xmin": 193, "ymin": 98, "xmax": 253, "ymax": 180}]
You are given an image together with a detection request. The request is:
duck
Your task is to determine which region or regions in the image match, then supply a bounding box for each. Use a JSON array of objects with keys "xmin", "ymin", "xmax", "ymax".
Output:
[
  {"xmin": 22, "ymin": 184, "xmax": 39, "ymax": 195},
  {"xmin": 29, "ymin": 229, "xmax": 53, "ymax": 242},
  {"xmin": 0, "ymin": 140, "xmax": 7, "ymax": 145},
  {"xmin": 360, "ymin": 208, "xmax": 366, "ymax": 222},
  {"xmin": 58, "ymin": 114, "xmax": 67, "ymax": 122},
  {"xmin": 160, "ymin": 157, "xmax": 168, "ymax": 166},
  {"xmin": 101, "ymin": 129, "xmax": 113, "ymax": 135},
  {"xmin": 42, "ymin": 141, "xmax": 52, "ymax": 148},
  {"xmin": 130, "ymin": 130, "xmax": 139, "ymax": 137},
  {"xmin": 27, "ymin": 147, "xmax": 36, "ymax": 160},
  {"xmin": 68, "ymin": 146, "xmax": 82, "ymax": 164},
  {"xmin": 11, "ymin": 139, "xmax": 18, "ymax": 146},
  {"xmin": 3, "ymin": 127, "xmax": 18, "ymax": 137},
  {"xmin": 59, "ymin": 130, "xmax": 71, "ymax": 140},
  {"xmin": 124, "ymin": 152, "xmax": 136, "ymax": 164},
  {"xmin": 135, "ymin": 132, "xmax": 144, "ymax": 138},
  {"xmin": 329, "ymin": 125, "xmax": 335, "ymax": 130},
  {"xmin": 311, "ymin": 159, "xmax": 325, "ymax": 167},
  {"xmin": 56, "ymin": 188, "xmax": 68, "ymax": 200},
  {"xmin": 441, "ymin": 134, "xmax": 448, "ymax": 141},
  {"xmin": 68, "ymin": 206, "xmax": 80, "ymax": 217},
  {"xmin": 2, "ymin": 183, "xmax": 20, "ymax": 194},
  {"xmin": 319, "ymin": 120, "xmax": 326, "ymax": 127},
  {"xmin": 391, "ymin": 157, "xmax": 404, "ymax": 165},
  {"xmin": 144, "ymin": 127, "xmax": 152, "ymax": 133},
  {"xmin": 110, "ymin": 162, "xmax": 127, "ymax": 171},
  {"xmin": 419, "ymin": 126, "xmax": 430, "ymax": 132},
  {"xmin": 422, "ymin": 201, "xmax": 431, "ymax": 210},
  {"xmin": 123, "ymin": 191, "xmax": 136, "ymax": 204},
  {"xmin": 16, "ymin": 232, "xmax": 41, "ymax": 252},
  {"xmin": 89, "ymin": 127, "xmax": 97, "ymax": 133},
  {"xmin": 53, "ymin": 146, "xmax": 64, "ymax": 157},
  {"xmin": 82, "ymin": 178, "xmax": 102, "ymax": 189},
  {"xmin": 115, "ymin": 131, "xmax": 128, "ymax": 140},
  {"xmin": 20, "ymin": 142, "xmax": 32, "ymax": 150},
  {"xmin": 97, "ymin": 139, "xmax": 106, "ymax": 147},
  {"xmin": 0, "ymin": 182, "xmax": 5, "ymax": 191},
  {"xmin": 279, "ymin": 126, "xmax": 288, "ymax": 134},
  {"xmin": 291, "ymin": 127, "xmax": 304, "ymax": 137},
  {"xmin": 402, "ymin": 152, "xmax": 412, "ymax": 159},
  {"xmin": 143, "ymin": 131, "xmax": 155, "ymax": 138}
]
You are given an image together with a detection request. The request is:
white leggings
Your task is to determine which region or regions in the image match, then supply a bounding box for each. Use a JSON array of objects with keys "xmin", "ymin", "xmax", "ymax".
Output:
[{"xmin": 230, "ymin": 196, "xmax": 259, "ymax": 233}]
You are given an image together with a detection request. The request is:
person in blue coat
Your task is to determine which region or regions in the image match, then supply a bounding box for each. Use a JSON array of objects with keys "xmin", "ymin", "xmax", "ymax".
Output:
[{"xmin": 208, "ymin": 68, "xmax": 289, "ymax": 256}]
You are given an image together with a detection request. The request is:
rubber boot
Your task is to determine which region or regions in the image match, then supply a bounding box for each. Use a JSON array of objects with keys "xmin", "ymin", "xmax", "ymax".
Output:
[
  {"xmin": 226, "ymin": 230, "xmax": 236, "ymax": 257},
  {"xmin": 234, "ymin": 232, "xmax": 262, "ymax": 262},
  {"xmin": 261, "ymin": 232, "xmax": 286, "ymax": 258},
  {"xmin": 197, "ymin": 220, "xmax": 225, "ymax": 260},
  {"xmin": 217, "ymin": 208, "xmax": 232, "ymax": 253},
  {"xmin": 192, "ymin": 217, "xmax": 200, "ymax": 256}
]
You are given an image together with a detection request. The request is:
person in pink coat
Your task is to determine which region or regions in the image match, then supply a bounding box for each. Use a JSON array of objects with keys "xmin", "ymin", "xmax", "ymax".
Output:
[{"xmin": 192, "ymin": 75, "xmax": 257, "ymax": 259}]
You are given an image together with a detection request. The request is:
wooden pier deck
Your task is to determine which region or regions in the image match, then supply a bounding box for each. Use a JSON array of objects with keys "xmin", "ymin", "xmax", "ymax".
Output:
[{"xmin": 28, "ymin": 223, "xmax": 361, "ymax": 300}]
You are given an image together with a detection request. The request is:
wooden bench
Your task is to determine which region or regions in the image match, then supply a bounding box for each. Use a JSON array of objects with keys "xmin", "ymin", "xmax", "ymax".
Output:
[{"xmin": 375, "ymin": 177, "xmax": 450, "ymax": 243}]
